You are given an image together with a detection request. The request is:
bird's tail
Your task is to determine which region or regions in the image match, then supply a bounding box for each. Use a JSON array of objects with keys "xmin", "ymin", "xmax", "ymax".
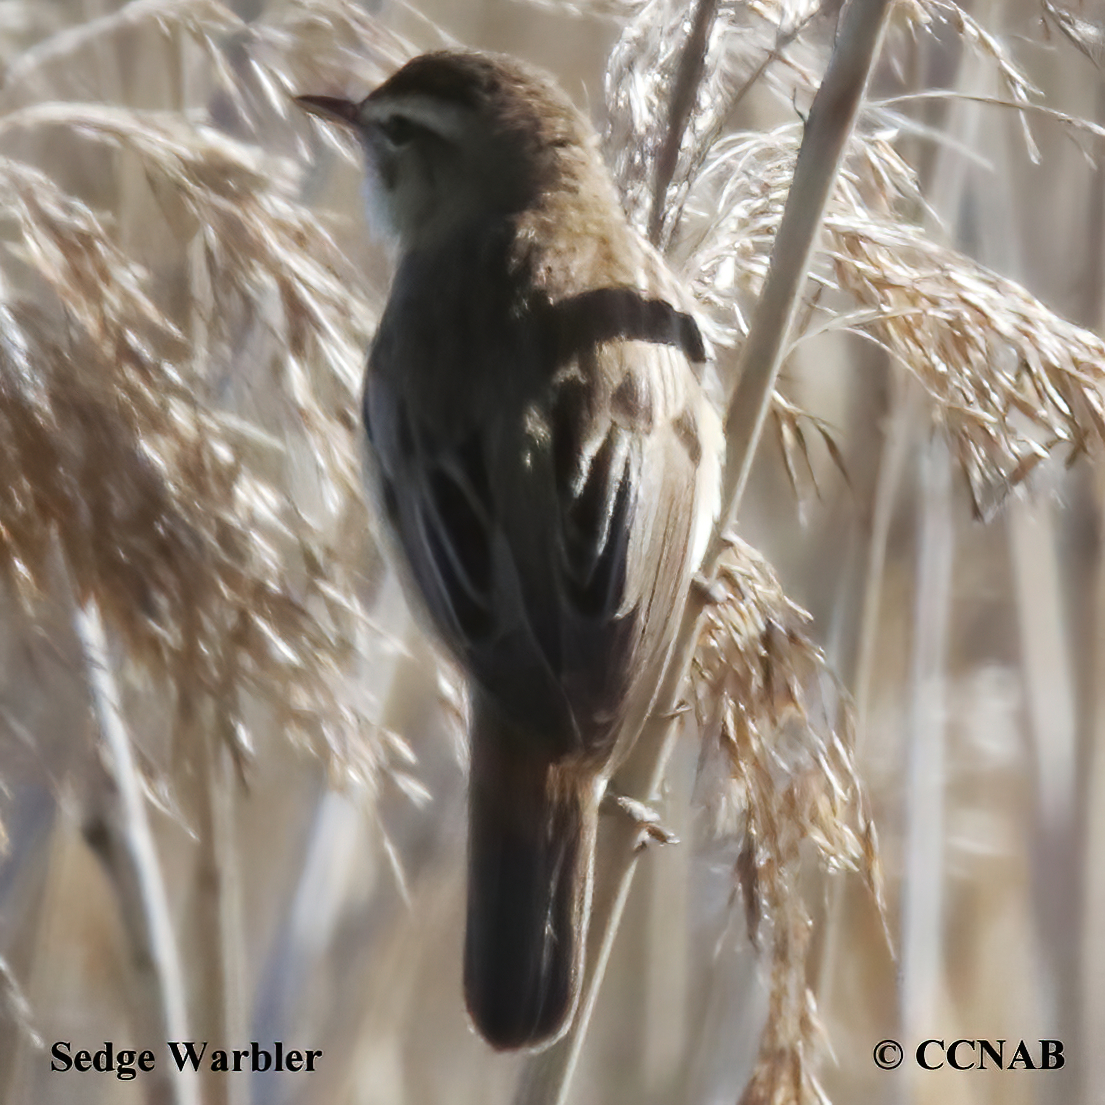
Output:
[{"xmin": 463, "ymin": 696, "xmax": 596, "ymax": 1050}]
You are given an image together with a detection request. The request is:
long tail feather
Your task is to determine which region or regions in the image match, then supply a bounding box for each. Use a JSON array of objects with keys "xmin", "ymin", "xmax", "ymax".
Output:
[{"xmin": 463, "ymin": 695, "xmax": 596, "ymax": 1050}]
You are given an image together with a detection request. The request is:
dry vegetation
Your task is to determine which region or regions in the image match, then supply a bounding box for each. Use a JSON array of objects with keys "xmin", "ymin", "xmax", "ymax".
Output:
[{"xmin": 0, "ymin": 1, "xmax": 1102, "ymax": 1104}]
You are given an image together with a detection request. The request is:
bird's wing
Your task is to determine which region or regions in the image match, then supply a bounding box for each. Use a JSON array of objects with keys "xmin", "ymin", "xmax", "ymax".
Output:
[
  {"xmin": 535, "ymin": 306, "xmax": 721, "ymax": 749},
  {"xmin": 366, "ymin": 289, "xmax": 720, "ymax": 756}
]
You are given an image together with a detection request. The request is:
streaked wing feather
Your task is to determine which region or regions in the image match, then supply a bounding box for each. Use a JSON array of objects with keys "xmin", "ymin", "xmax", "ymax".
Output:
[{"xmin": 541, "ymin": 331, "xmax": 712, "ymax": 743}]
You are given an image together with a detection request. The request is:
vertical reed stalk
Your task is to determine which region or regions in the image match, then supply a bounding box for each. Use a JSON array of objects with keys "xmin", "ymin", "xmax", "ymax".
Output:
[{"xmin": 75, "ymin": 596, "xmax": 198, "ymax": 1105}]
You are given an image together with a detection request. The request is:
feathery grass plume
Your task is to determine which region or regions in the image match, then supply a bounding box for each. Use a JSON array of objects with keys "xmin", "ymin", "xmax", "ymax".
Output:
[
  {"xmin": 655, "ymin": 0, "xmax": 1090, "ymax": 512},
  {"xmin": 0, "ymin": 180, "xmax": 364, "ymax": 775},
  {"xmin": 678, "ymin": 89, "xmax": 1105, "ymax": 517},
  {"xmin": 603, "ymin": 0, "xmax": 827, "ymax": 244},
  {"xmin": 893, "ymin": 0, "xmax": 1042, "ymax": 164},
  {"xmin": 828, "ymin": 218, "xmax": 1105, "ymax": 517},
  {"xmin": 678, "ymin": 127, "xmax": 799, "ymax": 340},
  {"xmin": 0, "ymin": 2, "xmax": 412, "ymax": 788},
  {"xmin": 606, "ymin": 1, "xmax": 866, "ymax": 506},
  {"xmin": 692, "ymin": 537, "xmax": 881, "ymax": 1105},
  {"xmin": 904, "ymin": 0, "xmax": 1038, "ymax": 108},
  {"xmin": 682, "ymin": 125, "xmax": 925, "ymax": 311}
]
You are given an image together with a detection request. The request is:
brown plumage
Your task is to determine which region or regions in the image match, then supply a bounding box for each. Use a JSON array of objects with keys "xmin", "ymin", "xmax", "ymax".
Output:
[{"xmin": 299, "ymin": 49, "xmax": 721, "ymax": 1050}]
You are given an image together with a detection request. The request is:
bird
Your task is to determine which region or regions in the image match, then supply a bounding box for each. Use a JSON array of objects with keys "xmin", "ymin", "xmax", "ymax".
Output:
[{"xmin": 297, "ymin": 49, "xmax": 722, "ymax": 1051}]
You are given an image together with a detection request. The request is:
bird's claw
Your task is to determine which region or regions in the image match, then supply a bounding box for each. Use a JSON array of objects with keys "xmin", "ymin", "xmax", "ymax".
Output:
[{"xmin": 603, "ymin": 793, "xmax": 679, "ymax": 851}]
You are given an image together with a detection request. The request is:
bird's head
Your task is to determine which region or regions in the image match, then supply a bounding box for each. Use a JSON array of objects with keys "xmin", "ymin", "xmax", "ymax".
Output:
[{"xmin": 297, "ymin": 50, "xmax": 598, "ymax": 252}]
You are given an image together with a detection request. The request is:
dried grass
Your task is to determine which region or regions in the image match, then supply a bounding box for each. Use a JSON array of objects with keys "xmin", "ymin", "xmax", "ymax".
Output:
[
  {"xmin": 0, "ymin": 1, "xmax": 1103, "ymax": 1103},
  {"xmin": 831, "ymin": 217, "xmax": 1105, "ymax": 517},
  {"xmin": 0, "ymin": 1, "xmax": 413, "ymax": 793},
  {"xmin": 604, "ymin": 0, "xmax": 825, "ymax": 244},
  {"xmin": 680, "ymin": 114, "xmax": 1105, "ymax": 515},
  {"xmin": 692, "ymin": 537, "xmax": 881, "ymax": 1105}
]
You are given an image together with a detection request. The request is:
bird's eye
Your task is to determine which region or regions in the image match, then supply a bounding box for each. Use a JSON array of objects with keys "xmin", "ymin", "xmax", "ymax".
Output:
[{"xmin": 379, "ymin": 115, "xmax": 419, "ymax": 147}]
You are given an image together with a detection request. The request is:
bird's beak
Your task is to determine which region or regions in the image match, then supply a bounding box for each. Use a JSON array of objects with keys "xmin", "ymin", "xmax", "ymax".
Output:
[{"xmin": 295, "ymin": 95, "xmax": 360, "ymax": 127}]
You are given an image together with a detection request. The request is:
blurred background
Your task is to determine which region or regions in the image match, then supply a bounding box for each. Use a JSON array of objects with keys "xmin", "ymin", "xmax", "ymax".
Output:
[{"xmin": 0, "ymin": 1, "xmax": 1103, "ymax": 1104}]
